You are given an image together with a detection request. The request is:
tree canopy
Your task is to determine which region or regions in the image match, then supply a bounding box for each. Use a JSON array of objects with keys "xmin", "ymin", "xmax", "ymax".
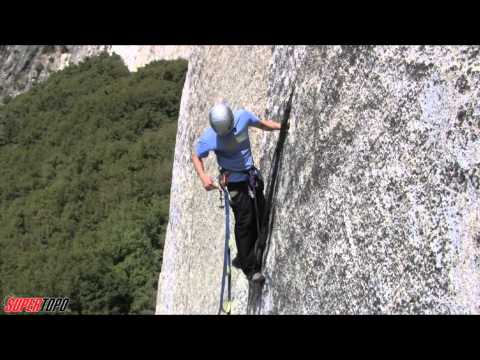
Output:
[{"xmin": 0, "ymin": 53, "xmax": 188, "ymax": 314}]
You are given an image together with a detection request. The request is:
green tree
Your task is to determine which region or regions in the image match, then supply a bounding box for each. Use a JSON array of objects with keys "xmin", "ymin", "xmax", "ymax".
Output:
[{"xmin": 0, "ymin": 53, "xmax": 187, "ymax": 314}]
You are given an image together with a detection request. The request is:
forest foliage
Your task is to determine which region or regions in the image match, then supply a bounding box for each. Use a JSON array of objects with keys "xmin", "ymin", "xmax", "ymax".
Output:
[{"xmin": 0, "ymin": 53, "xmax": 188, "ymax": 314}]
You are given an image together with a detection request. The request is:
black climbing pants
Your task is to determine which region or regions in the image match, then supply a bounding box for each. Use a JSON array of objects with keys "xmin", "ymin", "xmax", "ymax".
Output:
[{"xmin": 227, "ymin": 177, "xmax": 266, "ymax": 278}]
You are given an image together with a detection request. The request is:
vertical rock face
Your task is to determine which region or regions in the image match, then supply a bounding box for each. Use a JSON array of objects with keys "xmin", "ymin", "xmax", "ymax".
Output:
[
  {"xmin": 156, "ymin": 46, "xmax": 272, "ymax": 314},
  {"xmin": 0, "ymin": 46, "xmax": 107, "ymax": 101},
  {"xmin": 157, "ymin": 45, "xmax": 480, "ymax": 314},
  {"xmin": 0, "ymin": 45, "xmax": 191, "ymax": 102}
]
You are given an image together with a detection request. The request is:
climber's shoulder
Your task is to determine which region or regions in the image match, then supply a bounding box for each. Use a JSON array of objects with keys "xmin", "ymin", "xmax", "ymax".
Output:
[
  {"xmin": 234, "ymin": 108, "xmax": 247, "ymax": 117},
  {"xmin": 234, "ymin": 108, "xmax": 260, "ymax": 128},
  {"xmin": 195, "ymin": 127, "xmax": 218, "ymax": 157},
  {"xmin": 234, "ymin": 108, "xmax": 255, "ymax": 119},
  {"xmin": 196, "ymin": 127, "xmax": 217, "ymax": 151},
  {"xmin": 199, "ymin": 127, "xmax": 217, "ymax": 142}
]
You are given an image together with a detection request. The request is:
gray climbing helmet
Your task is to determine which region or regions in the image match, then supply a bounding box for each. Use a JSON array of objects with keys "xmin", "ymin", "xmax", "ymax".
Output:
[{"xmin": 209, "ymin": 103, "xmax": 234, "ymax": 136}]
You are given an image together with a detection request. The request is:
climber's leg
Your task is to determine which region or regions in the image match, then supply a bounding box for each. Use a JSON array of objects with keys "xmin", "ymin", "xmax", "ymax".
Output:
[
  {"xmin": 252, "ymin": 176, "xmax": 266, "ymax": 268},
  {"xmin": 227, "ymin": 181, "xmax": 258, "ymax": 278}
]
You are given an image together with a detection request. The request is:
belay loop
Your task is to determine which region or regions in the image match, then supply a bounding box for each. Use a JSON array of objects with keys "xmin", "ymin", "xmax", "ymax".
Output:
[{"xmin": 218, "ymin": 181, "xmax": 232, "ymax": 315}]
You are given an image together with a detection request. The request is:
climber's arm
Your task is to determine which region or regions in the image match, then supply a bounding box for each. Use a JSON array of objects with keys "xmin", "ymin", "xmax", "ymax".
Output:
[
  {"xmin": 192, "ymin": 152, "xmax": 217, "ymax": 191},
  {"xmin": 252, "ymin": 119, "xmax": 282, "ymax": 131}
]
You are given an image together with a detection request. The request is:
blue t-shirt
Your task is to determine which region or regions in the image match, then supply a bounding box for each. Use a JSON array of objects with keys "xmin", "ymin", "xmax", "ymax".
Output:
[{"xmin": 195, "ymin": 109, "xmax": 260, "ymax": 182}]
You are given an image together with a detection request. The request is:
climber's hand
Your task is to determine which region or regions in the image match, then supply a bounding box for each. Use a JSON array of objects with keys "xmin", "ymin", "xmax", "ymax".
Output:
[
  {"xmin": 201, "ymin": 175, "xmax": 218, "ymax": 191},
  {"xmin": 281, "ymin": 121, "xmax": 290, "ymax": 132}
]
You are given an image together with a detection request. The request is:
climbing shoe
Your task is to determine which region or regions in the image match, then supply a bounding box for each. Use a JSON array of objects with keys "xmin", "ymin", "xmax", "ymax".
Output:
[
  {"xmin": 232, "ymin": 256, "xmax": 242, "ymax": 269},
  {"xmin": 251, "ymin": 272, "xmax": 265, "ymax": 284}
]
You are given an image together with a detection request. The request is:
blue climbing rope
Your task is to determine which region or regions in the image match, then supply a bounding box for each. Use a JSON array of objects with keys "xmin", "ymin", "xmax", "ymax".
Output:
[{"xmin": 218, "ymin": 186, "xmax": 232, "ymax": 315}]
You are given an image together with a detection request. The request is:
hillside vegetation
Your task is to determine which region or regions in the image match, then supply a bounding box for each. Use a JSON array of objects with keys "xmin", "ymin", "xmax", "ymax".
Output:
[{"xmin": 0, "ymin": 53, "xmax": 188, "ymax": 314}]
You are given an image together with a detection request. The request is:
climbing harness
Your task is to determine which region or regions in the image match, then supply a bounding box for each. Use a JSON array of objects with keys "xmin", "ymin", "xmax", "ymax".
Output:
[{"xmin": 218, "ymin": 173, "xmax": 232, "ymax": 315}]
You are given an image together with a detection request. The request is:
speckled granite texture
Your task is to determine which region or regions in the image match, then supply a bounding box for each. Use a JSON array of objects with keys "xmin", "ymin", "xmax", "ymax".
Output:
[{"xmin": 156, "ymin": 45, "xmax": 480, "ymax": 314}]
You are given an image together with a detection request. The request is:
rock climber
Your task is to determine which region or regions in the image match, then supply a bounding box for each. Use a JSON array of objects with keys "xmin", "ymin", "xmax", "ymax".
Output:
[{"xmin": 192, "ymin": 102, "xmax": 285, "ymax": 283}]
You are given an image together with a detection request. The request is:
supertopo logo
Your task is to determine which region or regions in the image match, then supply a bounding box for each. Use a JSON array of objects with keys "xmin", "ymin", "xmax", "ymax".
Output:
[{"xmin": 3, "ymin": 296, "xmax": 70, "ymax": 314}]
